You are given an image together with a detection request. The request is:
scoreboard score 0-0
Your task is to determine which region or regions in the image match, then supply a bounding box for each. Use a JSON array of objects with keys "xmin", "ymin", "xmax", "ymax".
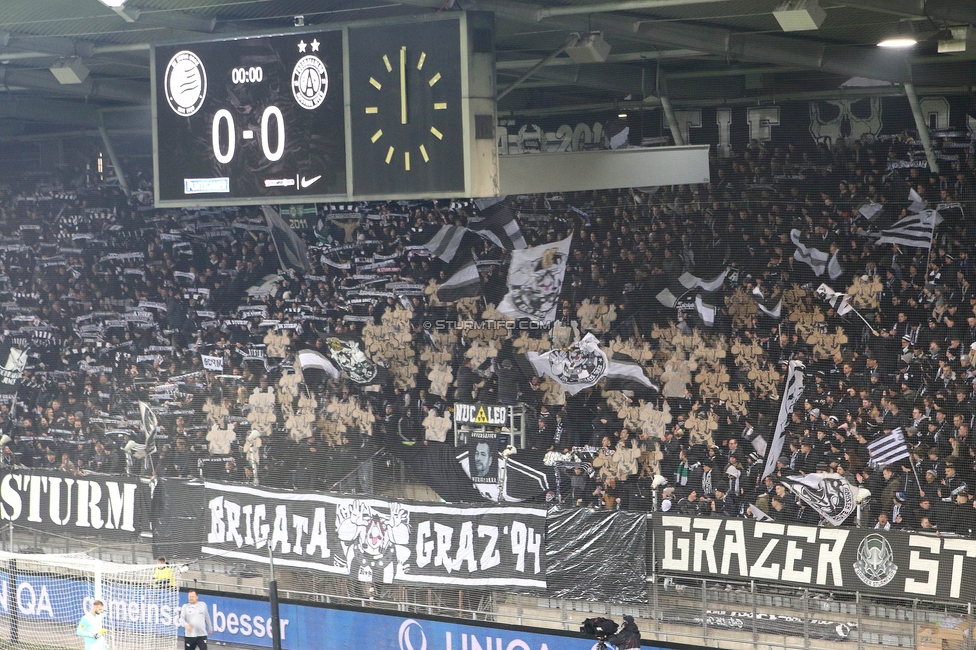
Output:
[{"xmin": 151, "ymin": 13, "xmax": 498, "ymax": 207}]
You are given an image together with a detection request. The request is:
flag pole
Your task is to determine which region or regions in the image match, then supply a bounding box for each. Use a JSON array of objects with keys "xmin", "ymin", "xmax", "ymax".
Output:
[
  {"xmin": 909, "ymin": 452, "xmax": 924, "ymax": 493},
  {"xmin": 847, "ymin": 306, "xmax": 880, "ymax": 337}
]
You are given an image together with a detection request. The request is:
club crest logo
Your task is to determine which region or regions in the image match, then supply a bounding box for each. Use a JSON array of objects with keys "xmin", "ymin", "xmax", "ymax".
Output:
[
  {"xmin": 853, "ymin": 534, "xmax": 897, "ymax": 587},
  {"xmin": 508, "ymin": 246, "xmax": 567, "ymax": 321},
  {"xmin": 292, "ymin": 55, "xmax": 328, "ymax": 110},
  {"xmin": 164, "ymin": 50, "xmax": 207, "ymax": 116},
  {"xmin": 326, "ymin": 337, "xmax": 377, "ymax": 384},
  {"xmin": 546, "ymin": 333, "xmax": 607, "ymax": 387}
]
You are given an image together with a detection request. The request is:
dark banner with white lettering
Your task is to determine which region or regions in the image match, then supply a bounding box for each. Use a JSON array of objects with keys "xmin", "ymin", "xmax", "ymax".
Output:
[
  {"xmin": 167, "ymin": 480, "xmax": 547, "ymax": 589},
  {"xmin": 654, "ymin": 515, "xmax": 976, "ymax": 602},
  {"xmin": 0, "ymin": 469, "xmax": 149, "ymax": 538}
]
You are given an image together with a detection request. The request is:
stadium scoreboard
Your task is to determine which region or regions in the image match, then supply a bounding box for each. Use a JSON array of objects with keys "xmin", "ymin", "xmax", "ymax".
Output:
[{"xmin": 152, "ymin": 13, "xmax": 498, "ymax": 207}]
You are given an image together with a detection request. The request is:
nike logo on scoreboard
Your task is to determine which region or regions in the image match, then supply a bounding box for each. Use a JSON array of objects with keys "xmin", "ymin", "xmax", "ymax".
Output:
[{"xmin": 301, "ymin": 175, "xmax": 322, "ymax": 188}]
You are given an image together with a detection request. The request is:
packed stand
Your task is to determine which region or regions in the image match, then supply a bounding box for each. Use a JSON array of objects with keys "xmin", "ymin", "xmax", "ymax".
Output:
[{"xmin": 0, "ymin": 132, "xmax": 974, "ymax": 535}]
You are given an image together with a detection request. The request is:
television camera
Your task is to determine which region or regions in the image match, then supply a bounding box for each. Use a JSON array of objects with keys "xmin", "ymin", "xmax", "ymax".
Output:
[{"xmin": 581, "ymin": 617, "xmax": 618, "ymax": 650}]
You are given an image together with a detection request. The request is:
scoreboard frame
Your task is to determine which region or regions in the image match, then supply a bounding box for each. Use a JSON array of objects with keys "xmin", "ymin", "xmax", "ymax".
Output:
[{"xmin": 151, "ymin": 12, "xmax": 498, "ymax": 208}]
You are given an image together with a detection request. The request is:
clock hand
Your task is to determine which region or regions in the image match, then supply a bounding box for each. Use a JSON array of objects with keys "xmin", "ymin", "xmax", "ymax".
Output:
[{"xmin": 400, "ymin": 46, "xmax": 407, "ymax": 125}]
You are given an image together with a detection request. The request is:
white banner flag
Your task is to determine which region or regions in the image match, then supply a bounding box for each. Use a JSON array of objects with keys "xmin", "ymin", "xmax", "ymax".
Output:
[
  {"xmin": 202, "ymin": 355, "xmax": 224, "ymax": 371},
  {"xmin": 761, "ymin": 361, "xmax": 805, "ymax": 480},
  {"xmin": 498, "ymin": 234, "xmax": 572, "ymax": 324}
]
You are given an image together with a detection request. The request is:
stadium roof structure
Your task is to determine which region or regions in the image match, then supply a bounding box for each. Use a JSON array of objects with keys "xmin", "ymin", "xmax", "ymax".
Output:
[{"xmin": 0, "ymin": 0, "xmax": 971, "ymax": 143}]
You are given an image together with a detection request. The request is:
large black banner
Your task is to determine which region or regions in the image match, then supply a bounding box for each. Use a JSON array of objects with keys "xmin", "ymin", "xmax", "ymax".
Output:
[
  {"xmin": 546, "ymin": 508, "xmax": 647, "ymax": 603},
  {"xmin": 0, "ymin": 469, "xmax": 149, "ymax": 538},
  {"xmin": 654, "ymin": 515, "xmax": 976, "ymax": 602},
  {"xmin": 167, "ymin": 480, "xmax": 547, "ymax": 589}
]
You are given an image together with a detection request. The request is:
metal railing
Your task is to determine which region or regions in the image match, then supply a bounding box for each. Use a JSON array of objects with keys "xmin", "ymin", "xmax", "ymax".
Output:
[{"xmin": 6, "ymin": 522, "xmax": 975, "ymax": 650}]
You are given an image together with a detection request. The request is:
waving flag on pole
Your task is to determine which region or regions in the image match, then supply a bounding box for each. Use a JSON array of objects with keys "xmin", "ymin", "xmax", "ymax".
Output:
[
  {"xmin": 867, "ymin": 428, "xmax": 910, "ymax": 468},
  {"xmin": 499, "ymin": 234, "xmax": 572, "ymax": 323},
  {"xmin": 790, "ymin": 230, "xmax": 843, "ymax": 280},
  {"xmin": 139, "ymin": 401, "xmax": 158, "ymax": 456},
  {"xmin": 779, "ymin": 473, "xmax": 856, "ymax": 526},
  {"xmin": 815, "ymin": 284, "xmax": 854, "ymax": 315},
  {"xmin": 761, "ymin": 361, "xmax": 806, "ymax": 479},
  {"xmin": 875, "ymin": 210, "xmax": 942, "ymax": 249},
  {"xmin": 472, "ymin": 198, "xmax": 526, "ymax": 250},
  {"xmin": 0, "ymin": 348, "xmax": 27, "ymax": 385},
  {"xmin": 263, "ymin": 206, "xmax": 312, "ymax": 273}
]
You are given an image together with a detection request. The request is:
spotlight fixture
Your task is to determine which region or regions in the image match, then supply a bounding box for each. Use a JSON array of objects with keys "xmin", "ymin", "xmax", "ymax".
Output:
[
  {"xmin": 50, "ymin": 58, "xmax": 90, "ymax": 84},
  {"xmin": 565, "ymin": 32, "xmax": 611, "ymax": 63},
  {"xmin": 617, "ymin": 113, "xmax": 627, "ymax": 119},
  {"xmin": 939, "ymin": 26, "xmax": 974, "ymax": 53},
  {"xmin": 772, "ymin": 0, "xmax": 826, "ymax": 32}
]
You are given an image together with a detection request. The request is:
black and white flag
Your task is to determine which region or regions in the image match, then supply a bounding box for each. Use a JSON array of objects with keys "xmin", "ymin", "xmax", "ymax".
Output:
[
  {"xmin": 436, "ymin": 258, "xmax": 482, "ymax": 302},
  {"xmin": 678, "ymin": 267, "xmax": 729, "ymax": 292},
  {"xmin": 867, "ymin": 429, "xmax": 910, "ymax": 468},
  {"xmin": 694, "ymin": 294, "xmax": 718, "ymax": 327},
  {"xmin": 325, "ymin": 337, "xmax": 377, "ymax": 384},
  {"xmin": 423, "ymin": 225, "xmax": 469, "ymax": 264},
  {"xmin": 761, "ymin": 361, "xmax": 806, "ymax": 479},
  {"xmin": 779, "ymin": 472, "xmax": 856, "ymax": 526},
  {"xmin": 908, "ymin": 188, "xmax": 926, "ymax": 213},
  {"xmin": 527, "ymin": 333, "xmax": 608, "ymax": 395},
  {"xmin": 263, "ymin": 206, "xmax": 312, "ymax": 273},
  {"xmin": 425, "ymin": 225, "xmax": 486, "ymax": 302},
  {"xmin": 791, "ymin": 230, "xmax": 842, "ymax": 280},
  {"xmin": 0, "ymin": 348, "xmax": 27, "ymax": 385},
  {"xmin": 751, "ymin": 286, "xmax": 782, "ymax": 319},
  {"xmin": 499, "ymin": 234, "xmax": 572, "ymax": 323},
  {"xmin": 815, "ymin": 284, "xmax": 854, "ymax": 315},
  {"xmin": 139, "ymin": 400, "xmax": 158, "ymax": 455},
  {"xmin": 603, "ymin": 357, "xmax": 659, "ymax": 394},
  {"xmin": 473, "ymin": 199, "xmax": 526, "ymax": 251},
  {"xmin": 296, "ymin": 348, "xmax": 340, "ymax": 380},
  {"xmin": 655, "ymin": 277, "xmax": 690, "ymax": 309},
  {"xmin": 856, "ymin": 201, "xmax": 883, "ymax": 221},
  {"xmin": 201, "ymin": 355, "xmax": 224, "ymax": 372},
  {"xmin": 875, "ymin": 210, "xmax": 942, "ymax": 249}
]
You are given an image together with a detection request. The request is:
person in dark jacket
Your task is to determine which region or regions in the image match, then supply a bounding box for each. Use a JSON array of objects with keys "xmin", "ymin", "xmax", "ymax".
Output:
[{"xmin": 607, "ymin": 615, "xmax": 641, "ymax": 649}]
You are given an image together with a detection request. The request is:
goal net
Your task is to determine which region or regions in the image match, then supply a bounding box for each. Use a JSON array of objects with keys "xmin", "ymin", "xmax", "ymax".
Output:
[{"xmin": 0, "ymin": 551, "xmax": 178, "ymax": 650}]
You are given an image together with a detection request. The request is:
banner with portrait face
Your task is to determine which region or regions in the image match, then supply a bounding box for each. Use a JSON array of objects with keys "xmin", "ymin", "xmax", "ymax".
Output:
[{"xmin": 467, "ymin": 433, "xmax": 499, "ymax": 485}]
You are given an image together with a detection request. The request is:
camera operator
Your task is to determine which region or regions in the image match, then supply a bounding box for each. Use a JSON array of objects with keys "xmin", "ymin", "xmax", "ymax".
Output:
[{"xmin": 606, "ymin": 615, "xmax": 641, "ymax": 650}]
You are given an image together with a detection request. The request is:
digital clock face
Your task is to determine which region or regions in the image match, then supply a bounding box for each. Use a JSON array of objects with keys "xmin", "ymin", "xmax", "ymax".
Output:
[{"xmin": 153, "ymin": 31, "xmax": 346, "ymax": 206}]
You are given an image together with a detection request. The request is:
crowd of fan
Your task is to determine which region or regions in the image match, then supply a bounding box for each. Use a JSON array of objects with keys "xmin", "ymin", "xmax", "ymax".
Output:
[{"xmin": 0, "ymin": 131, "xmax": 975, "ymax": 535}]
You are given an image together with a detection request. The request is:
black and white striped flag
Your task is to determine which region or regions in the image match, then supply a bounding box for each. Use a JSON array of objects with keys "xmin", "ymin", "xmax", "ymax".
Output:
[
  {"xmin": 473, "ymin": 199, "xmax": 526, "ymax": 251},
  {"xmin": 867, "ymin": 428, "xmax": 910, "ymax": 468},
  {"xmin": 423, "ymin": 225, "xmax": 470, "ymax": 263},
  {"xmin": 436, "ymin": 258, "xmax": 482, "ymax": 302},
  {"xmin": 875, "ymin": 210, "xmax": 942, "ymax": 249}
]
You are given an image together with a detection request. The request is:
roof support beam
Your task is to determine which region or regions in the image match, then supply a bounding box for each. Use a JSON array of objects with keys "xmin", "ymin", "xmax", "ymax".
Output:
[
  {"xmin": 496, "ymin": 48, "xmax": 703, "ymax": 69},
  {"xmin": 0, "ymin": 67, "xmax": 147, "ymax": 104},
  {"xmin": 537, "ymin": 0, "xmax": 739, "ymax": 19},
  {"xmin": 0, "ymin": 33, "xmax": 95, "ymax": 58},
  {"xmin": 0, "ymin": 98, "xmax": 100, "ymax": 127},
  {"xmin": 835, "ymin": 0, "xmax": 976, "ymax": 25},
  {"xmin": 393, "ymin": 0, "xmax": 914, "ymax": 83},
  {"xmin": 904, "ymin": 83, "xmax": 939, "ymax": 174},
  {"xmin": 112, "ymin": 7, "xmax": 217, "ymax": 33}
]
